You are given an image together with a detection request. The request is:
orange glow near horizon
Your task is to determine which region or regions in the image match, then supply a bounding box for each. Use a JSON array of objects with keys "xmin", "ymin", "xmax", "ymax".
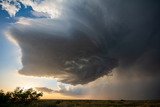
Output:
[
  {"xmin": 1, "ymin": 87, "xmax": 73, "ymax": 99},
  {"xmin": 42, "ymin": 93, "xmax": 75, "ymax": 99}
]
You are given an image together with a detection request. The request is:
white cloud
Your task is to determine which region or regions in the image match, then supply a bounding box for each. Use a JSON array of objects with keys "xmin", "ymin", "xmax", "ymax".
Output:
[
  {"xmin": 20, "ymin": 0, "xmax": 63, "ymax": 18},
  {"xmin": 0, "ymin": 0, "xmax": 64, "ymax": 18},
  {"xmin": 31, "ymin": 11, "xmax": 50, "ymax": 18},
  {"xmin": 16, "ymin": 17, "xmax": 32, "ymax": 25},
  {"xmin": 0, "ymin": 0, "xmax": 21, "ymax": 17}
]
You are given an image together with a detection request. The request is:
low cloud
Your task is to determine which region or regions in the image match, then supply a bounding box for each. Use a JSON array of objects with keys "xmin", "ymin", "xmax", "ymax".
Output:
[
  {"xmin": 35, "ymin": 84, "xmax": 87, "ymax": 97},
  {"xmin": 55, "ymin": 84, "xmax": 87, "ymax": 97},
  {"xmin": 35, "ymin": 87, "xmax": 54, "ymax": 93}
]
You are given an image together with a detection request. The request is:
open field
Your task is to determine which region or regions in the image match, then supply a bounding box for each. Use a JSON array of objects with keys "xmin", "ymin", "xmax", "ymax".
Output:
[{"xmin": 0, "ymin": 100, "xmax": 160, "ymax": 107}]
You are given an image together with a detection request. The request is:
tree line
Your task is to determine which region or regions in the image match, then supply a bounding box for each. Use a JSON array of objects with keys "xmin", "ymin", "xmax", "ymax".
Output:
[{"xmin": 0, "ymin": 87, "xmax": 43, "ymax": 104}]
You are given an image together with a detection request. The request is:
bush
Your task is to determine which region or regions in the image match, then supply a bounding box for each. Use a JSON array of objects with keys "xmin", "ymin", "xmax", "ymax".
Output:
[
  {"xmin": 0, "ymin": 90, "xmax": 9, "ymax": 103},
  {"xmin": 0, "ymin": 87, "xmax": 43, "ymax": 104}
]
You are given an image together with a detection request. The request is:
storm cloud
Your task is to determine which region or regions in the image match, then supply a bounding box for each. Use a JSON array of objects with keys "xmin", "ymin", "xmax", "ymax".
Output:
[
  {"xmin": 5, "ymin": 0, "xmax": 160, "ymax": 99},
  {"xmin": 8, "ymin": 17, "xmax": 118, "ymax": 85},
  {"xmin": 35, "ymin": 87, "xmax": 54, "ymax": 93}
]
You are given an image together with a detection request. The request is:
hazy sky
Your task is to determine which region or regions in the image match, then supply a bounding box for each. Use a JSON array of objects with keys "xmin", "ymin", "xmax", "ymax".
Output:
[{"xmin": 0, "ymin": 0, "xmax": 160, "ymax": 100}]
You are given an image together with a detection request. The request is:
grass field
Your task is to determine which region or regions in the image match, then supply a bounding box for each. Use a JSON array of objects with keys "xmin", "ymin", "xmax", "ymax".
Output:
[{"xmin": 0, "ymin": 100, "xmax": 160, "ymax": 107}]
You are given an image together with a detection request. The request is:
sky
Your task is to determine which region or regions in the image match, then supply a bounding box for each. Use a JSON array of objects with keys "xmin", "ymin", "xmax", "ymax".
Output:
[{"xmin": 0, "ymin": 0, "xmax": 160, "ymax": 100}]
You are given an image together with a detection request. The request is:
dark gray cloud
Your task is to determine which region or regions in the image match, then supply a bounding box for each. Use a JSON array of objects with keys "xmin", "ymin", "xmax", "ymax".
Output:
[
  {"xmin": 6, "ymin": 0, "xmax": 160, "ymax": 99},
  {"xmin": 35, "ymin": 87, "xmax": 54, "ymax": 93},
  {"xmin": 9, "ymin": 18, "xmax": 118, "ymax": 85}
]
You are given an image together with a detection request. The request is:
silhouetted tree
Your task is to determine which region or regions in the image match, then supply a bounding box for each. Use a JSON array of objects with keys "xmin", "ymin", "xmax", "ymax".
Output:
[
  {"xmin": 0, "ymin": 90, "xmax": 8, "ymax": 103},
  {"xmin": 0, "ymin": 87, "xmax": 43, "ymax": 104}
]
